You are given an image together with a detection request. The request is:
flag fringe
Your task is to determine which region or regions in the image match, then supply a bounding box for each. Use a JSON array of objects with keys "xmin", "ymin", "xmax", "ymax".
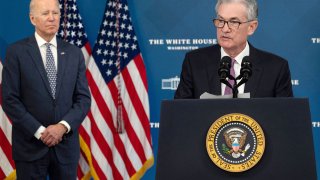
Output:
[
  {"xmin": 4, "ymin": 170, "xmax": 15, "ymax": 180},
  {"xmin": 79, "ymin": 135, "xmax": 99, "ymax": 179},
  {"xmin": 130, "ymin": 156, "xmax": 154, "ymax": 180},
  {"xmin": 80, "ymin": 134, "xmax": 154, "ymax": 180},
  {"xmin": 81, "ymin": 171, "xmax": 93, "ymax": 180}
]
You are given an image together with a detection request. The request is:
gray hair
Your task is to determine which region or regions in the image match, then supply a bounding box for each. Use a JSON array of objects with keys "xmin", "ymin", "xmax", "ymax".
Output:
[
  {"xmin": 29, "ymin": 0, "xmax": 60, "ymax": 15},
  {"xmin": 215, "ymin": 0, "xmax": 258, "ymax": 20},
  {"xmin": 29, "ymin": 0, "xmax": 36, "ymax": 15}
]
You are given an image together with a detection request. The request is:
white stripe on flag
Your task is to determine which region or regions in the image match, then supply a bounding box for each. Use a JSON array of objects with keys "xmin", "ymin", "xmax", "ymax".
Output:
[
  {"xmin": 119, "ymin": 73, "xmax": 153, "ymax": 158},
  {"xmin": 79, "ymin": 153, "xmax": 90, "ymax": 175},
  {"xmin": 0, "ymin": 147, "xmax": 13, "ymax": 176},
  {"xmin": 90, "ymin": 93, "xmax": 131, "ymax": 179},
  {"xmin": 90, "ymin": 134, "xmax": 113, "ymax": 179},
  {"xmin": 0, "ymin": 108, "xmax": 11, "ymax": 144},
  {"xmin": 127, "ymin": 56, "xmax": 150, "ymax": 119},
  {"xmin": 81, "ymin": 46, "xmax": 90, "ymax": 67}
]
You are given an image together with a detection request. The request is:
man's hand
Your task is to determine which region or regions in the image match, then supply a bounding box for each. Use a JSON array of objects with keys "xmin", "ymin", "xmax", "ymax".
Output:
[{"xmin": 40, "ymin": 123, "xmax": 67, "ymax": 147}]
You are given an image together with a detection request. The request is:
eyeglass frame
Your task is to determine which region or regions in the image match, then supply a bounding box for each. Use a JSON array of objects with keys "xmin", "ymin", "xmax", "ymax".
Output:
[{"xmin": 212, "ymin": 18, "xmax": 255, "ymax": 29}]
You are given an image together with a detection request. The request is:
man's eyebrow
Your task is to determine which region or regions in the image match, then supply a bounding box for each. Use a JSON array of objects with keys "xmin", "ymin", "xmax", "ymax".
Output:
[{"xmin": 217, "ymin": 15, "xmax": 241, "ymax": 21}]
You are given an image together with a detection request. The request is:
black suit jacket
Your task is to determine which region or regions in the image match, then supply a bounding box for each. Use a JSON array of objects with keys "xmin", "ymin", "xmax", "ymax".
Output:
[
  {"xmin": 2, "ymin": 36, "xmax": 91, "ymax": 163},
  {"xmin": 174, "ymin": 44, "xmax": 293, "ymax": 99}
]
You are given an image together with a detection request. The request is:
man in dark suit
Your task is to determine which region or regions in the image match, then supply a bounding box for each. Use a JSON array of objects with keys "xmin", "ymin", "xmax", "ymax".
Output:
[
  {"xmin": 1, "ymin": 0, "xmax": 91, "ymax": 179},
  {"xmin": 175, "ymin": 0, "xmax": 293, "ymax": 99}
]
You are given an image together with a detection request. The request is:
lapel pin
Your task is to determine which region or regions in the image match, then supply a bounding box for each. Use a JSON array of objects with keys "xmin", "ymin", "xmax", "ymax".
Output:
[{"xmin": 61, "ymin": 52, "xmax": 65, "ymax": 55}]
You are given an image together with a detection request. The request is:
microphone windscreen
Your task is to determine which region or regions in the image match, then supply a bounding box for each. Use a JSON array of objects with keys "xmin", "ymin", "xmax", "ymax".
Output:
[
  {"xmin": 221, "ymin": 56, "xmax": 232, "ymax": 67},
  {"xmin": 241, "ymin": 56, "xmax": 252, "ymax": 78},
  {"xmin": 218, "ymin": 56, "xmax": 232, "ymax": 79},
  {"xmin": 241, "ymin": 56, "xmax": 252, "ymax": 68}
]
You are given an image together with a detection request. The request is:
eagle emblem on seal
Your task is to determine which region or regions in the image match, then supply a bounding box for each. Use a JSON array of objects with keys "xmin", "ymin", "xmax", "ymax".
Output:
[{"xmin": 222, "ymin": 127, "xmax": 251, "ymax": 158}]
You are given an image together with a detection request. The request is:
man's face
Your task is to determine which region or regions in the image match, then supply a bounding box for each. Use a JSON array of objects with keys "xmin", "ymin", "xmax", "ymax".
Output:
[
  {"xmin": 30, "ymin": 0, "xmax": 60, "ymax": 41},
  {"xmin": 216, "ymin": 2, "xmax": 257, "ymax": 55}
]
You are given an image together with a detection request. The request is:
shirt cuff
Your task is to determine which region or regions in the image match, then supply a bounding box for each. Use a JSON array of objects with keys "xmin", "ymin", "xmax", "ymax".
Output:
[
  {"xmin": 34, "ymin": 126, "xmax": 46, "ymax": 139},
  {"xmin": 59, "ymin": 120, "xmax": 71, "ymax": 133}
]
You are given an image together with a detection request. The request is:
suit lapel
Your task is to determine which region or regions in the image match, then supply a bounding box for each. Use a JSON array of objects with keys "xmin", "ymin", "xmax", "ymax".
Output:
[
  {"xmin": 206, "ymin": 46, "xmax": 222, "ymax": 95},
  {"xmin": 27, "ymin": 36, "xmax": 53, "ymax": 97},
  {"xmin": 55, "ymin": 39, "xmax": 68, "ymax": 99},
  {"xmin": 244, "ymin": 45, "xmax": 263, "ymax": 97}
]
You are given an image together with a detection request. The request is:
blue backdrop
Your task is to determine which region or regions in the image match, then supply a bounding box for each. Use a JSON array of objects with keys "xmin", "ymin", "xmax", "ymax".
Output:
[{"xmin": 0, "ymin": 0, "xmax": 319, "ymax": 179}]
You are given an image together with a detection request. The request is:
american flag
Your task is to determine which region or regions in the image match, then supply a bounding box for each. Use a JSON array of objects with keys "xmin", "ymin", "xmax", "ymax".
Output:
[
  {"xmin": 0, "ymin": 60, "xmax": 16, "ymax": 179},
  {"xmin": 85, "ymin": 0, "xmax": 154, "ymax": 178},
  {"xmin": 59, "ymin": 0, "xmax": 154, "ymax": 179},
  {"xmin": 57, "ymin": 0, "xmax": 92, "ymax": 179}
]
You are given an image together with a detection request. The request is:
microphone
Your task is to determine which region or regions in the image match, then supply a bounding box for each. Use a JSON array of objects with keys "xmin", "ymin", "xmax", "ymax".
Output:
[
  {"xmin": 234, "ymin": 56, "xmax": 252, "ymax": 92},
  {"xmin": 240, "ymin": 56, "xmax": 252, "ymax": 80},
  {"xmin": 236, "ymin": 56, "xmax": 252, "ymax": 80},
  {"xmin": 218, "ymin": 56, "xmax": 232, "ymax": 80}
]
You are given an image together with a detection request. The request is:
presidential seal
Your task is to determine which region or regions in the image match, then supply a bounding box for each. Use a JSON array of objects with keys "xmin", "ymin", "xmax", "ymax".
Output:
[{"xmin": 206, "ymin": 113, "xmax": 265, "ymax": 172}]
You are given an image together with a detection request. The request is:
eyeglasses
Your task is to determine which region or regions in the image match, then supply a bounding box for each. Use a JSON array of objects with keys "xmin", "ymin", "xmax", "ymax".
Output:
[{"xmin": 213, "ymin": 19, "xmax": 253, "ymax": 29}]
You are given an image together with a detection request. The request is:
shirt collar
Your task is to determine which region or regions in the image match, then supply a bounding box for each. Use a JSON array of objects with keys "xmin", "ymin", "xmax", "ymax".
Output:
[
  {"xmin": 34, "ymin": 32, "xmax": 57, "ymax": 48},
  {"xmin": 220, "ymin": 42, "xmax": 250, "ymax": 65}
]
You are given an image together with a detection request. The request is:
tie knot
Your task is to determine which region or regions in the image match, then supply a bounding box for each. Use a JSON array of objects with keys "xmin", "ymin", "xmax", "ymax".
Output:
[
  {"xmin": 231, "ymin": 59, "xmax": 236, "ymax": 66},
  {"xmin": 45, "ymin": 43, "xmax": 51, "ymax": 49}
]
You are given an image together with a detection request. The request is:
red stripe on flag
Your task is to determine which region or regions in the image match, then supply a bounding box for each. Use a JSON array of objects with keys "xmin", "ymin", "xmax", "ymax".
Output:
[
  {"xmin": 79, "ymin": 124, "xmax": 90, "ymax": 147},
  {"xmin": 121, "ymin": 67, "xmax": 152, "ymax": 145},
  {"xmin": 86, "ymin": 70, "xmax": 136, "ymax": 176},
  {"xmin": 120, "ymin": 103, "xmax": 147, "ymax": 164},
  {"xmin": 84, "ymin": 42, "xmax": 91, "ymax": 55},
  {"xmin": 0, "ymin": 128, "xmax": 14, "ymax": 168},
  {"xmin": 87, "ymin": 111, "xmax": 122, "ymax": 180},
  {"xmin": 91, "ymin": 154, "xmax": 107, "ymax": 180},
  {"xmin": 77, "ymin": 164, "xmax": 84, "ymax": 179},
  {"xmin": 78, "ymin": 124, "xmax": 90, "ymax": 179},
  {"xmin": 107, "ymin": 79, "xmax": 148, "ymax": 165},
  {"xmin": 0, "ymin": 167, "xmax": 5, "ymax": 179},
  {"xmin": 134, "ymin": 55, "xmax": 148, "ymax": 91},
  {"xmin": 80, "ymin": 142, "xmax": 89, "ymax": 162}
]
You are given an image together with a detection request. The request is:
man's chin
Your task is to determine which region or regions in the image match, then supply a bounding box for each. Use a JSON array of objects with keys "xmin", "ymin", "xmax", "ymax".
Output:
[
  {"xmin": 219, "ymin": 43, "xmax": 233, "ymax": 49},
  {"xmin": 46, "ymin": 28, "xmax": 58, "ymax": 33},
  {"xmin": 46, "ymin": 31, "xmax": 58, "ymax": 36}
]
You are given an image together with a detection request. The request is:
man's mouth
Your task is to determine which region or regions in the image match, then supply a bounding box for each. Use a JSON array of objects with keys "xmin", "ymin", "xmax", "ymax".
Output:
[{"xmin": 221, "ymin": 35, "xmax": 231, "ymax": 40}]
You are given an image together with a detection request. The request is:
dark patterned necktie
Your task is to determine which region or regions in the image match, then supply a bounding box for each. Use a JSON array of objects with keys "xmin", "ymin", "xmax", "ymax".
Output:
[
  {"xmin": 45, "ymin": 43, "xmax": 57, "ymax": 99},
  {"xmin": 224, "ymin": 58, "xmax": 236, "ymax": 95}
]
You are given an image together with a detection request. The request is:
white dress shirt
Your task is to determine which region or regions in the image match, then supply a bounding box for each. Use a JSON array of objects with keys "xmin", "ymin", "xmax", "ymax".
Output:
[
  {"xmin": 33, "ymin": 32, "xmax": 71, "ymax": 139},
  {"xmin": 221, "ymin": 42, "xmax": 250, "ymax": 95}
]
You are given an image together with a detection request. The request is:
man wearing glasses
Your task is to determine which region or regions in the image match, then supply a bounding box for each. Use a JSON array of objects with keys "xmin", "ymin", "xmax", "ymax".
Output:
[{"xmin": 174, "ymin": 0, "xmax": 293, "ymax": 99}]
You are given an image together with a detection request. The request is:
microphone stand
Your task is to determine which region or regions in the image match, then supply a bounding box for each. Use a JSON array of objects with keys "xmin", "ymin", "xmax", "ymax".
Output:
[
  {"xmin": 233, "ymin": 75, "xmax": 249, "ymax": 98},
  {"xmin": 220, "ymin": 79, "xmax": 232, "ymax": 93},
  {"xmin": 232, "ymin": 79, "xmax": 238, "ymax": 98},
  {"xmin": 228, "ymin": 75, "xmax": 238, "ymax": 98},
  {"xmin": 221, "ymin": 75, "xmax": 238, "ymax": 98}
]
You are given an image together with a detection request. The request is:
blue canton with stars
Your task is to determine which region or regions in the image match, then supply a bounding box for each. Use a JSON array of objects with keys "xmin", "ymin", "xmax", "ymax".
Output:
[
  {"xmin": 92, "ymin": 0, "xmax": 141, "ymax": 84},
  {"xmin": 57, "ymin": 0, "xmax": 89, "ymax": 48}
]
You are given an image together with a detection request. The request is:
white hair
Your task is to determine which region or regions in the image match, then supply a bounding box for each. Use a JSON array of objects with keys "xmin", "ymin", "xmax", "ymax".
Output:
[
  {"xmin": 215, "ymin": 0, "xmax": 258, "ymax": 20},
  {"xmin": 29, "ymin": 0, "xmax": 60, "ymax": 15}
]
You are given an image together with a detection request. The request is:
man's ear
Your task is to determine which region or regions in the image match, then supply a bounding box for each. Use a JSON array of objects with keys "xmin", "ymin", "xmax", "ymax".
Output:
[
  {"xmin": 30, "ymin": 14, "xmax": 36, "ymax": 26},
  {"xmin": 247, "ymin": 20, "xmax": 258, "ymax": 36}
]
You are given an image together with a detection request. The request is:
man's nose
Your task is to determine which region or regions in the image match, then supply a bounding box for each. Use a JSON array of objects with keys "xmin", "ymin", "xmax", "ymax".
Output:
[
  {"xmin": 221, "ymin": 22, "xmax": 231, "ymax": 32},
  {"xmin": 48, "ymin": 13, "xmax": 55, "ymax": 21}
]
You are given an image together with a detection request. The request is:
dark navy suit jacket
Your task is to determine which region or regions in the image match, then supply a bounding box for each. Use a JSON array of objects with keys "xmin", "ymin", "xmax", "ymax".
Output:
[
  {"xmin": 174, "ymin": 44, "xmax": 293, "ymax": 99},
  {"xmin": 2, "ymin": 36, "xmax": 91, "ymax": 164}
]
